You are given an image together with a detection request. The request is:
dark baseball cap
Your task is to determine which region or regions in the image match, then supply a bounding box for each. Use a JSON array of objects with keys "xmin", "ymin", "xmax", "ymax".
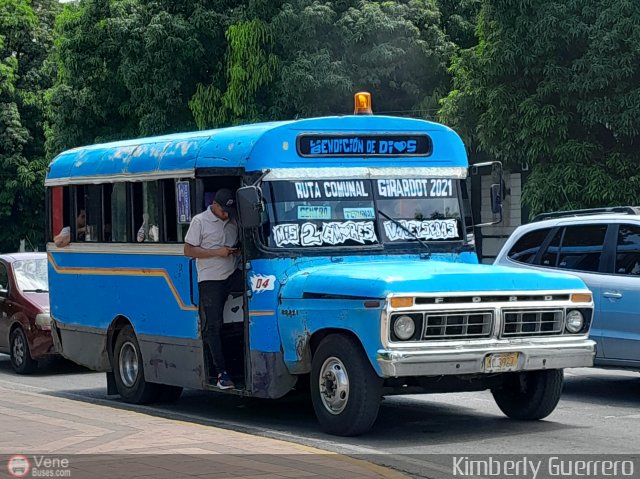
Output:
[{"xmin": 214, "ymin": 189, "xmax": 237, "ymax": 218}]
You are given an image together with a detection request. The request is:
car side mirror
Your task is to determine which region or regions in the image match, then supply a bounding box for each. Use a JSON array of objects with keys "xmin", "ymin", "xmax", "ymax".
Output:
[{"xmin": 236, "ymin": 186, "xmax": 264, "ymax": 228}]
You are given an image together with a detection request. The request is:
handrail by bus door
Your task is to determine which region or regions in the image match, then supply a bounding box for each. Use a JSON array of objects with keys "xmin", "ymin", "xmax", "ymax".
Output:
[{"xmin": 189, "ymin": 258, "xmax": 197, "ymax": 307}]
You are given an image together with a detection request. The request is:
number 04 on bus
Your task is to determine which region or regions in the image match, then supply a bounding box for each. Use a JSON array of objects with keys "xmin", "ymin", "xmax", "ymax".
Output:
[{"xmin": 45, "ymin": 92, "xmax": 595, "ymax": 436}]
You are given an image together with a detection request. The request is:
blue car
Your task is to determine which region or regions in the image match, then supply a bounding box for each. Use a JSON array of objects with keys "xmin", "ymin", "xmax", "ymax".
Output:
[{"xmin": 495, "ymin": 207, "xmax": 640, "ymax": 371}]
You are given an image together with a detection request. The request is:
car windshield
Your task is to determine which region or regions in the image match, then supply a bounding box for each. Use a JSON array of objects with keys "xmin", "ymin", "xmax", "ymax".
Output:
[
  {"xmin": 262, "ymin": 178, "xmax": 463, "ymax": 249},
  {"xmin": 13, "ymin": 258, "xmax": 48, "ymax": 292}
]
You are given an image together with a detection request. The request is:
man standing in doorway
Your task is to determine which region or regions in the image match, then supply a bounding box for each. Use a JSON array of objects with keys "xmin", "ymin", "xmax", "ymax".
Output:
[{"xmin": 184, "ymin": 188, "xmax": 241, "ymax": 389}]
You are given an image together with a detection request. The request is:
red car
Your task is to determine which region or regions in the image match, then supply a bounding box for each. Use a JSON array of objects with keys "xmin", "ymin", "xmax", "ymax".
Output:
[{"xmin": 0, "ymin": 253, "xmax": 54, "ymax": 373}]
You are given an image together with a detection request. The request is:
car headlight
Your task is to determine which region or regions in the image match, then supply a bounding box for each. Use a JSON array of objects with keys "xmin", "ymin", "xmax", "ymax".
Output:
[
  {"xmin": 565, "ymin": 310, "xmax": 584, "ymax": 333},
  {"xmin": 35, "ymin": 313, "xmax": 52, "ymax": 331},
  {"xmin": 393, "ymin": 315, "xmax": 416, "ymax": 340}
]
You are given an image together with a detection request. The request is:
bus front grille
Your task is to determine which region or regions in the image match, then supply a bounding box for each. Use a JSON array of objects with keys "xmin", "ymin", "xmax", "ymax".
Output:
[
  {"xmin": 422, "ymin": 311, "xmax": 493, "ymax": 340},
  {"xmin": 501, "ymin": 310, "xmax": 564, "ymax": 337}
]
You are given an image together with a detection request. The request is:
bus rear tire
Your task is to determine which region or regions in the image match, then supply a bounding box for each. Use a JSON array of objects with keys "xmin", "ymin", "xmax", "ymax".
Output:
[
  {"xmin": 112, "ymin": 326, "xmax": 160, "ymax": 404},
  {"xmin": 310, "ymin": 334, "xmax": 382, "ymax": 436},
  {"xmin": 492, "ymin": 369, "xmax": 564, "ymax": 420}
]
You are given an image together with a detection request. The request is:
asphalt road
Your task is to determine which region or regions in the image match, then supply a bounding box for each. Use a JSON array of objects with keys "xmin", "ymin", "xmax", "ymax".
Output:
[{"xmin": 1, "ymin": 354, "xmax": 638, "ymax": 477}]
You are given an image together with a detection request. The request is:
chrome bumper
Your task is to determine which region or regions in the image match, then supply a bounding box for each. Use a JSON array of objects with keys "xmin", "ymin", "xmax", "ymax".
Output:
[{"xmin": 377, "ymin": 339, "xmax": 596, "ymax": 377}]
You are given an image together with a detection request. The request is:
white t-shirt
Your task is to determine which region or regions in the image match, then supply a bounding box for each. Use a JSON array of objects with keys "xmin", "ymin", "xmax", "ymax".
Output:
[{"xmin": 184, "ymin": 207, "xmax": 238, "ymax": 282}]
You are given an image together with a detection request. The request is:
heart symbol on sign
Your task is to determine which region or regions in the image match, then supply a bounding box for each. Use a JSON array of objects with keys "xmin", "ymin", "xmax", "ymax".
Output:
[{"xmin": 394, "ymin": 141, "xmax": 407, "ymax": 152}]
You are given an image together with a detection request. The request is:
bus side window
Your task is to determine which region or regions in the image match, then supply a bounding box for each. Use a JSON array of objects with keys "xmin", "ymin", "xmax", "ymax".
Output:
[
  {"xmin": 162, "ymin": 179, "xmax": 191, "ymax": 242},
  {"xmin": 132, "ymin": 181, "xmax": 160, "ymax": 243},
  {"xmin": 73, "ymin": 185, "xmax": 87, "ymax": 241},
  {"xmin": 83, "ymin": 184, "xmax": 102, "ymax": 242},
  {"xmin": 50, "ymin": 186, "xmax": 72, "ymax": 245},
  {"xmin": 105, "ymin": 183, "xmax": 129, "ymax": 242}
]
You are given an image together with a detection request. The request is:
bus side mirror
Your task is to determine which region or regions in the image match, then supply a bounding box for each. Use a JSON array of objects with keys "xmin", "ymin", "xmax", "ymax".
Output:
[
  {"xmin": 471, "ymin": 160, "xmax": 504, "ymax": 227},
  {"xmin": 236, "ymin": 186, "xmax": 264, "ymax": 228},
  {"xmin": 490, "ymin": 183, "xmax": 503, "ymax": 215}
]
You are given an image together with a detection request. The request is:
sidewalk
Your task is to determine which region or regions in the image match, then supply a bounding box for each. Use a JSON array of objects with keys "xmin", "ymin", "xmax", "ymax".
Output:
[{"xmin": 0, "ymin": 382, "xmax": 406, "ymax": 479}]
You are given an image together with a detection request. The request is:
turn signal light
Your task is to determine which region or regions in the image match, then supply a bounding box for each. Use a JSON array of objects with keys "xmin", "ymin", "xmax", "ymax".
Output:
[
  {"xmin": 390, "ymin": 297, "xmax": 414, "ymax": 308},
  {"xmin": 571, "ymin": 293, "xmax": 592, "ymax": 303},
  {"xmin": 354, "ymin": 92, "xmax": 373, "ymax": 115}
]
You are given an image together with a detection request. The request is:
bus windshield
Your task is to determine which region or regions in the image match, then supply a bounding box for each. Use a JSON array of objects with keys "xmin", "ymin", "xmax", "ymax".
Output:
[{"xmin": 263, "ymin": 178, "xmax": 463, "ymax": 249}]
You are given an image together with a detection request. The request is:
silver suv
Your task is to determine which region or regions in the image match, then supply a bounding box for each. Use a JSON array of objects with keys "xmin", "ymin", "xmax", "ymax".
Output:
[{"xmin": 495, "ymin": 207, "xmax": 640, "ymax": 371}]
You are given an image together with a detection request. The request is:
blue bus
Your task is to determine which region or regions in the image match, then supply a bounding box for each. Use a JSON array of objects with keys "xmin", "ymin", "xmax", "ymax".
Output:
[{"xmin": 46, "ymin": 93, "xmax": 595, "ymax": 435}]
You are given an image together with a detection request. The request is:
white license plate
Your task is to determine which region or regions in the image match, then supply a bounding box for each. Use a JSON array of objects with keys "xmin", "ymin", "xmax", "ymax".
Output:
[{"xmin": 484, "ymin": 352, "xmax": 520, "ymax": 372}]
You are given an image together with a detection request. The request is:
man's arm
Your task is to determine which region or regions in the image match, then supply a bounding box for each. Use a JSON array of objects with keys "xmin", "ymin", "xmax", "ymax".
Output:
[
  {"xmin": 184, "ymin": 243, "xmax": 236, "ymax": 258},
  {"xmin": 53, "ymin": 227, "xmax": 71, "ymax": 248}
]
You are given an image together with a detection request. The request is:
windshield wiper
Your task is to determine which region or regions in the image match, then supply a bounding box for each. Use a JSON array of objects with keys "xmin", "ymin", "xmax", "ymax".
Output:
[
  {"xmin": 377, "ymin": 210, "xmax": 431, "ymax": 258},
  {"xmin": 23, "ymin": 289, "xmax": 48, "ymax": 293}
]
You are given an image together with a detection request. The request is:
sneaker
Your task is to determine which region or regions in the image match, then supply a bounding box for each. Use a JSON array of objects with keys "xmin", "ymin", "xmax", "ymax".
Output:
[{"xmin": 216, "ymin": 371, "xmax": 235, "ymax": 390}]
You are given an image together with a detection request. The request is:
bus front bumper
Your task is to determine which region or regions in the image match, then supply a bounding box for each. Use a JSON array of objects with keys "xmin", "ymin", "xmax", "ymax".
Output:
[{"xmin": 376, "ymin": 339, "xmax": 596, "ymax": 377}]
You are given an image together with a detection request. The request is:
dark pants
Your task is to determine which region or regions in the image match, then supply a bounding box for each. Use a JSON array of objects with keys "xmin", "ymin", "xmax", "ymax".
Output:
[{"xmin": 198, "ymin": 269, "xmax": 242, "ymax": 376}]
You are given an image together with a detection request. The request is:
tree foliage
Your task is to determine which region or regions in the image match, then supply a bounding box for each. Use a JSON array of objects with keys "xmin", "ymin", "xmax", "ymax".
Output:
[
  {"xmin": 45, "ymin": 0, "xmax": 133, "ymax": 154},
  {"xmin": 46, "ymin": 0, "xmax": 231, "ymax": 151},
  {"xmin": 190, "ymin": 17, "xmax": 278, "ymax": 127},
  {"xmin": 189, "ymin": 0, "xmax": 453, "ymax": 127},
  {"xmin": 442, "ymin": 0, "xmax": 640, "ymax": 216},
  {"xmin": 0, "ymin": 0, "xmax": 59, "ymax": 252}
]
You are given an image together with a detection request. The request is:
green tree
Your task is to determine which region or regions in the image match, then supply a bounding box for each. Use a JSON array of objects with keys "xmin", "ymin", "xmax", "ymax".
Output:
[
  {"xmin": 189, "ymin": 1, "xmax": 282, "ymax": 127},
  {"xmin": 45, "ymin": 0, "xmax": 134, "ymax": 156},
  {"xmin": 0, "ymin": 0, "xmax": 58, "ymax": 252},
  {"xmin": 274, "ymin": 0, "xmax": 452, "ymax": 119},
  {"xmin": 191, "ymin": 0, "xmax": 453, "ymax": 127},
  {"xmin": 115, "ymin": 0, "xmax": 230, "ymax": 135},
  {"xmin": 442, "ymin": 0, "xmax": 640, "ymax": 217},
  {"xmin": 436, "ymin": 0, "xmax": 481, "ymax": 49},
  {"xmin": 47, "ymin": 0, "xmax": 234, "ymax": 148}
]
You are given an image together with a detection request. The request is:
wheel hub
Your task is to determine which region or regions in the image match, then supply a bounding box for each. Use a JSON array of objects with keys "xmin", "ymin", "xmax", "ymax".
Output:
[
  {"xmin": 119, "ymin": 341, "xmax": 139, "ymax": 388},
  {"xmin": 319, "ymin": 357, "xmax": 349, "ymax": 415},
  {"xmin": 12, "ymin": 334, "xmax": 25, "ymax": 366}
]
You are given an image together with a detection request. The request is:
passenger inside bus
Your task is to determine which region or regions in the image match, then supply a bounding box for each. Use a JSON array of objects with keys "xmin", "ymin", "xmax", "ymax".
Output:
[{"xmin": 53, "ymin": 209, "xmax": 87, "ymax": 247}]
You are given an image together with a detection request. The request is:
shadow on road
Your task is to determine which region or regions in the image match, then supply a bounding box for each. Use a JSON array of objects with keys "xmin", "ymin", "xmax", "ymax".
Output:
[
  {"xmin": 42, "ymin": 383, "xmax": 586, "ymax": 450},
  {"xmin": 0, "ymin": 353, "xmax": 92, "ymax": 376},
  {"xmin": 563, "ymin": 369, "xmax": 640, "ymax": 407}
]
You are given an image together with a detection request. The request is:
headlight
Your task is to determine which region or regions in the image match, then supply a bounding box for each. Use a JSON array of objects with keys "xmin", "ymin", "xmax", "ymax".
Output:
[
  {"xmin": 35, "ymin": 313, "xmax": 52, "ymax": 331},
  {"xmin": 565, "ymin": 310, "xmax": 584, "ymax": 333},
  {"xmin": 393, "ymin": 315, "xmax": 416, "ymax": 340}
]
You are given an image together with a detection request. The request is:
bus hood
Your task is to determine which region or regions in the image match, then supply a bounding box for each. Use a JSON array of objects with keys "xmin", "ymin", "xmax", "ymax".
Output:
[{"xmin": 280, "ymin": 260, "xmax": 587, "ymax": 299}]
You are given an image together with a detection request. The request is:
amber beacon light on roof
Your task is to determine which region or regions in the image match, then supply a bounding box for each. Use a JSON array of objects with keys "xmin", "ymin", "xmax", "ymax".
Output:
[{"xmin": 354, "ymin": 91, "xmax": 373, "ymax": 115}]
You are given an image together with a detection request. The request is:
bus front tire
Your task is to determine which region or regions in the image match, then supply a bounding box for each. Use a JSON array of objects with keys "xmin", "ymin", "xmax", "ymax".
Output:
[
  {"xmin": 112, "ymin": 326, "xmax": 160, "ymax": 404},
  {"xmin": 492, "ymin": 369, "xmax": 564, "ymax": 420},
  {"xmin": 310, "ymin": 334, "xmax": 382, "ymax": 436}
]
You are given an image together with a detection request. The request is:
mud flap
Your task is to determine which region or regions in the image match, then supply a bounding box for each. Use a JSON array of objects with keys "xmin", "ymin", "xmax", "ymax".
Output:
[
  {"xmin": 106, "ymin": 371, "xmax": 119, "ymax": 398},
  {"xmin": 250, "ymin": 350, "xmax": 297, "ymax": 398}
]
